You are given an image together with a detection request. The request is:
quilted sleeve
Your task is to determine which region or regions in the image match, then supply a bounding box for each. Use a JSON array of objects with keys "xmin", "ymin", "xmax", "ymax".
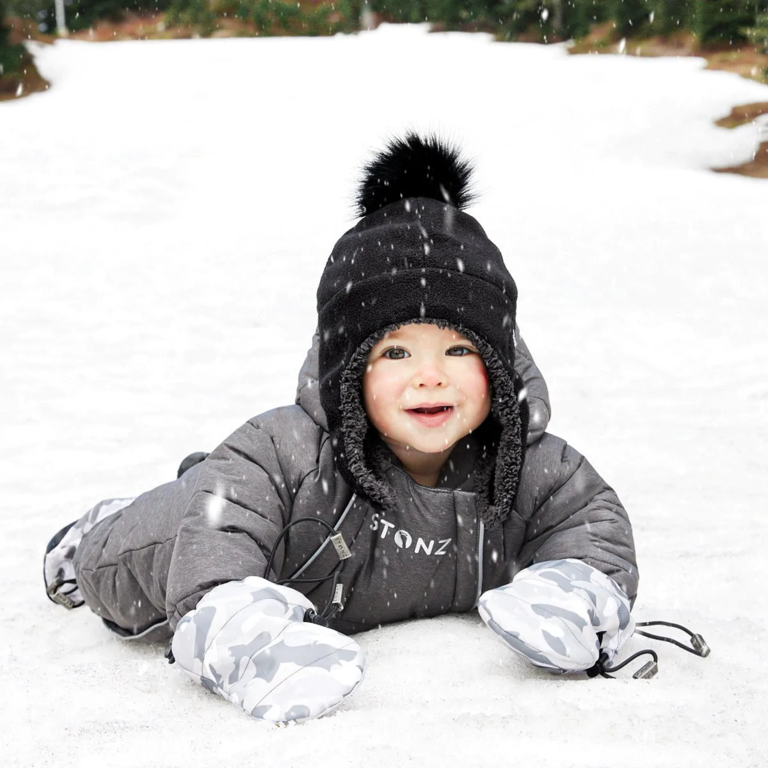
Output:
[
  {"xmin": 512, "ymin": 434, "xmax": 638, "ymax": 604},
  {"xmin": 166, "ymin": 419, "xmax": 294, "ymax": 629}
]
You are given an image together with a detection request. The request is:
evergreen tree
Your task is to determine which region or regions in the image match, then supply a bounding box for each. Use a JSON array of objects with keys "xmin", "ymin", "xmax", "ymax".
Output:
[
  {"xmin": 652, "ymin": 0, "xmax": 695, "ymax": 36},
  {"xmin": 496, "ymin": 0, "xmax": 546, "ymax": 39},
  {"xmin": 694, "ymin": 0, "xmax": 755, "ymax": 44},
  {"xmin": 5, "ymin": 0, "xmax": 766, "ymax": 47},
  {"xmin": 0, "ymin": 0, "xmax": 25, "ymax": 78},
  {"xmin": 6, "ymin": 0, "xmax": 174, "ymax": 34},
  {"xmin": 369, "ymin": 0, "xmax": 425, "ymax": 23},
  {"xmin": 567, "ymin": 0, "xmax": 608, "ymax": 39},
  {"xmin": 610, "ymin": 0, "xmax": 652, "ymax": 36},
  {"xmin": 746, "ymin": 10, "xmax": 768, "ymax": 52}
]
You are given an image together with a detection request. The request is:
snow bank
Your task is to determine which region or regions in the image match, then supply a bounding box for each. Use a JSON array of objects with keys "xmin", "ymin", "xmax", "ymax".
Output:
[{"xmin": 1, "ymin": 25, "xmax": 766, "ymax": 768}]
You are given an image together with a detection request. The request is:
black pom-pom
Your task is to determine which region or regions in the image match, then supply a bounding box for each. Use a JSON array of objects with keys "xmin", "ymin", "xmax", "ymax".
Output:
[{"xmin": 356, "ymin": 133, "xmax": 475, "ymax": 216}]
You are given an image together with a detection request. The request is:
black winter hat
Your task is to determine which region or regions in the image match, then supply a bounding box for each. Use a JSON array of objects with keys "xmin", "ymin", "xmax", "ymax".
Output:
[{"xmin": 317, "ymin": 134, "xmax": 527, "ymax": 528}]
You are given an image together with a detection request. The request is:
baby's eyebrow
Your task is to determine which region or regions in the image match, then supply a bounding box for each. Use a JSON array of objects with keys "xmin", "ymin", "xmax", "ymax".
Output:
[{"xmin": 379, "ymin": 331, "xmax": 406, "ymax": 343}]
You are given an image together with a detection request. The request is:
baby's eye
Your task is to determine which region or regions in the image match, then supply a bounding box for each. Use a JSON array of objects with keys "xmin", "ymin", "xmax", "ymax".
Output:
[
  {"xmin": 446, "ymin": 346, "xmax": 473, "ymax": 357},
  {"xmin": 383, "ymin": 347, "xmax": 410, "ymax": 360}
]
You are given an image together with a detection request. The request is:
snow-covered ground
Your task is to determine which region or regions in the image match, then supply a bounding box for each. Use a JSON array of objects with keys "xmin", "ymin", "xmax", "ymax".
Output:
[{"xmin": 2, "ymin": 24, "xmax": 767, "ymax": 768}]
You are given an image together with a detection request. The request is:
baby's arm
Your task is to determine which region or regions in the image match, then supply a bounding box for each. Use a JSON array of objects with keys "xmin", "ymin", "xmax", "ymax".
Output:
[
  {"xmin": 166, "ymin": 420, "xmax": 365, "ymax": 723},
  {"xmin": 479, "ymin": 435, "xmax": 637, "ymax": 673},
  {"xmin": 513, "ymin": 324, "xmax": 550, "ymax": 444}
]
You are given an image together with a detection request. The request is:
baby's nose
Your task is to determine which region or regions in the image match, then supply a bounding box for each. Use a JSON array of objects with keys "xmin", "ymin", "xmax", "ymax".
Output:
[{"xmin": 414, "ymin": 363, "xmax": 446, "ymax": 388}]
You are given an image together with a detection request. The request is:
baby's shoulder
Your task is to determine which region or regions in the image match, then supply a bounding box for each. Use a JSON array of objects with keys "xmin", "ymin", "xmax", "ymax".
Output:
[
  {"xmin": 522, "ymin": 432, "xmax": 572, "ymax": 467},
  {"xmin": 515, "ymin": 432, "xmax": 586, "ymax": 513},
  {"xmin": 244, "ymin": 404, "xmax": 328, "ymax": 463},
  {"xmin": 206, "ymin": 405, "xmax": 329, "ymax": 494}
]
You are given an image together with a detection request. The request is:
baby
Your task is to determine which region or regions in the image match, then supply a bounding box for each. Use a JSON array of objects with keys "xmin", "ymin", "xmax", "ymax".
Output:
[{"xmin": 44, "ymin": 134, "xmax": 637, "ymax": 723}]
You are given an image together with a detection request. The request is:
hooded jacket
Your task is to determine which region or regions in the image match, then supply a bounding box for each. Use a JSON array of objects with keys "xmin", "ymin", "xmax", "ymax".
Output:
[
  {"xmin": 73, "ymin": 135, "xmax": 636, "ymax": 641},
  {"xmin": 73, "ymin": 347, "xmax": 636, "ymax": 641}
]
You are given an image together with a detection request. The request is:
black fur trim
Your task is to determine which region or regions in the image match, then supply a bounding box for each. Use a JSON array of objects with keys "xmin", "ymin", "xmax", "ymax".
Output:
[
  {"xmin": 336, "ymin": 318, "xmax": 525, "ymax": 528},
  {"xmin": 453, "ymin": 324, "xmax": 527, "ymax": 529},
  {"xmin": 338, "ymin": 326, "xmax": 399, "ymax": 513},
  {"xmin": 356, "ymin": 133, "xmax": 476, "ymax": 216}
]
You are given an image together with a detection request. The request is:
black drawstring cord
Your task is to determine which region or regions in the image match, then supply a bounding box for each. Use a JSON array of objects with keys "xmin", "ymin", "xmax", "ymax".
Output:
[
  {"xmin": 46, "ymin": 576, "xmax": 81, "ymax": 609},
  {"xmin": 587, "ymin": 620, "xmax": 709, "ymax": 680},
  {"xmin": 302, "ymin": 571, "xmax": 346, "ymax": 627},
  {"xmin": 587, "ymin": 649, "xmax": 659, "ymax": 679},
  {"xmin": 635, "ymin": 620, "xmax": 711, "ymax": 657},
  {"xmin": 262, "ymin": 517, "xmax": 352, "ymax": 625},
  {"xmin": 263, "ymin": 517, "xmax": 341, "ymax": 583}
]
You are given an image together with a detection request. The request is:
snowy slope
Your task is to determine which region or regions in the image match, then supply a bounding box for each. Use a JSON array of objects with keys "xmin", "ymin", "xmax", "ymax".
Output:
[{"xmin": 1, "ymin": 24, "xmax": 767, "ymax": 768}]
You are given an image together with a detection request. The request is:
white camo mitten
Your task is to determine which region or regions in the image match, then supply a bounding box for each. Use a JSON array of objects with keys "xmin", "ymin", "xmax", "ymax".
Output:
[
  {"xmin": 44, "ymin": 497, "xmax": 135, "ymax": 609},
  {"xmin": 172, "ymin": 577, "xmax": 366, "ymax": 723},
  {"xmin": 478, "ymin": 559, "xmax": 634, "ymax": 673}
]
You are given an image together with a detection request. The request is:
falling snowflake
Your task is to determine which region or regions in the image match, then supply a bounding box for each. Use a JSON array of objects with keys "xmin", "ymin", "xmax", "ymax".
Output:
[{"xmin": 206, "ymin": 494, "xmax": 226, "ymax": 526}]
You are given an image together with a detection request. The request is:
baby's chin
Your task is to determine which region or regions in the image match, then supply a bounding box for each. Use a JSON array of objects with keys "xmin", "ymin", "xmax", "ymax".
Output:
[{"xmin": 383, "ymin": 435, "xmax": 463, "ymax": 456}]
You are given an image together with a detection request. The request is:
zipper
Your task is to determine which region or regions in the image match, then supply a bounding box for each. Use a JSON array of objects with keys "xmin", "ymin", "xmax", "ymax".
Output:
[{"xmin": 474, "ymin": 519, "xmax": 484, "ymax": 607}]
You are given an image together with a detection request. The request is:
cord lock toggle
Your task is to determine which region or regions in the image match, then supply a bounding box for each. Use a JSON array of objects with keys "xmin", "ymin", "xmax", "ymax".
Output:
[
  {"xmin": 691, "ymin": 634, "xmax": 710, "ymax": 657},
  {"xmin": 46, "ymin": 578, "xmax": 77, "ymax": 610},
  {"xmin": 632, "ymin": 660, "xmax": 659, "ymax": 679},
  {"xmin": 331, "ymin": 533, "xmax": 351, "ymax": 560}
]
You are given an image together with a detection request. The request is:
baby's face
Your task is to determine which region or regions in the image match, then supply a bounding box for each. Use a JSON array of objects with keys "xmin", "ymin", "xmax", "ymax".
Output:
[{"xmin": 362, "ymin": 323, "xmax": 491, "ymax": 457}]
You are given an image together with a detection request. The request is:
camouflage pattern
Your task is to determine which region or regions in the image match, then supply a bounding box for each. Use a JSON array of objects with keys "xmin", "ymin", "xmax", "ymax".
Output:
[
  {"xmin": 478, "ymin": 558, "xmax": 634, "ymax": 673},
  {"xmin": 44, "ymin": 497, "xmax": 135, "ymax": 609},
  {"xmin": 172, "ymin": 577, "xmax": 366, "ymax": 723}
]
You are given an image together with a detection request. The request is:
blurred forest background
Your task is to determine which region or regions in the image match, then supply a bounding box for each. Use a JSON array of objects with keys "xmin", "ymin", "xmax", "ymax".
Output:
[{"xmin": 3, "ymin": 1, "xmax": 768, "ymax": 99}]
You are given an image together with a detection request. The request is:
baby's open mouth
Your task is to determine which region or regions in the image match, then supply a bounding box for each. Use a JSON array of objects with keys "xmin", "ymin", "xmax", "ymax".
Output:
[{"xmin": 405, "ymin": 405, "xmax": 454, "ymax": 428}]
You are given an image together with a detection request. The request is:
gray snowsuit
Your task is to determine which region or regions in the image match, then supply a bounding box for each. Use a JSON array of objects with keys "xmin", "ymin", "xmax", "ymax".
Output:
[
  {"xmin": 45, "ymin": 135, "xmax": 642, "ymax": 723},
  {"xmin": 71, "ymin": 330, "xmax": 637, "ymax": 643}
]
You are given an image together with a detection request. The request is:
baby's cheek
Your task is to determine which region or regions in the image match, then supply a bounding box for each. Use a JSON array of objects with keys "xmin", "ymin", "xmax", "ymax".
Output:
[
  {"xmin": 469, "ymin": 361, "xmax": 490, "ymax": 396},
  {"xmin": 471, "ymin": 370, "xmax": 492, "ymax": 420},
  {"xmin": 363, "ymin": 379, "xmax": 395, "ymax": 431}
]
